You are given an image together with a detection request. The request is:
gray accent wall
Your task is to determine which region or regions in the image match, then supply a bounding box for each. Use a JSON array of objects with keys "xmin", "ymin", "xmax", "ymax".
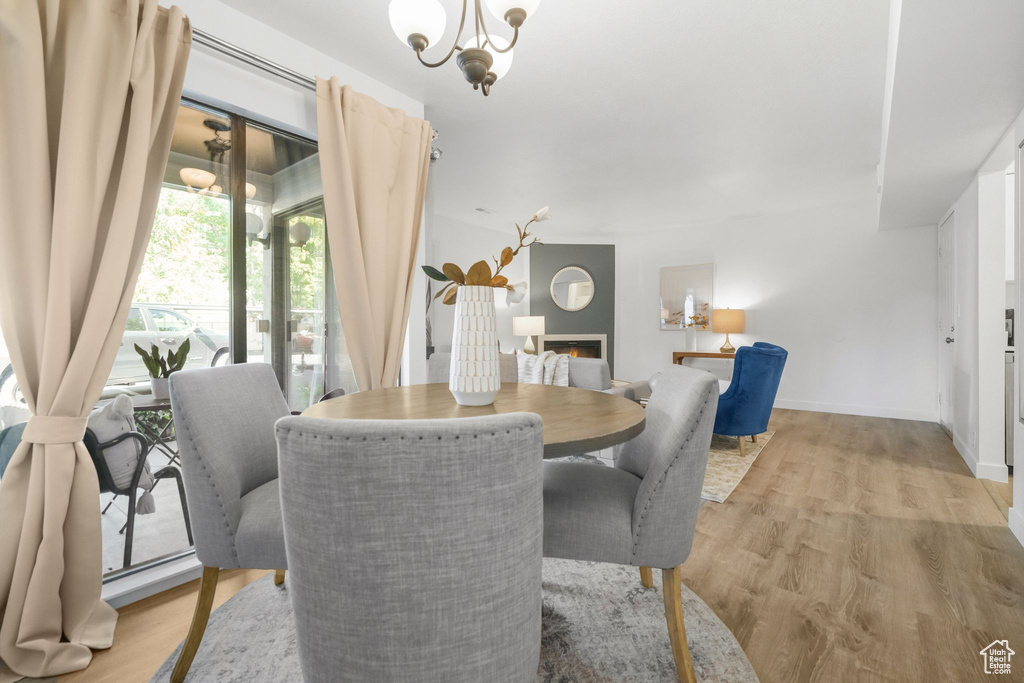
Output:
[{"xmin": 530, "ymin": 244, "xmax": 615, "ymax": 375}]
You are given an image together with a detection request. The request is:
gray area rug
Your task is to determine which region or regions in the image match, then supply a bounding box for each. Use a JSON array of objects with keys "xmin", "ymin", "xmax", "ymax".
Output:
[{"xmin": 153, "ymin": 559, "xmax": 757, "ymax": 682}]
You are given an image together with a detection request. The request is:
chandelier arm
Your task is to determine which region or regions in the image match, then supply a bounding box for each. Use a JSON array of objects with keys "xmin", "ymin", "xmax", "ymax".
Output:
[
  {"xmin": 476, "ymin": 0, "xmax": 519, "ymax": 53},
  {"xmin": 415, "ymin": 0, "xmax": 469, "ymax": 68},
  {"xmin": 474, "ymin": 0, "xmax": 481, "ymax": 43}
]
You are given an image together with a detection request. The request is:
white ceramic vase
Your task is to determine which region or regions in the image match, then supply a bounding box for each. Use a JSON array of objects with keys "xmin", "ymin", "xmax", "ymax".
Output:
[
  {"xmin": 449, "ymin": 285, "xmax": 500, "ymax": 406},
  {"xmin": 151, "ymin": 376, "xmax": 169, "ymax": 400},
  {"xmin": 684, "ymin": 326, "xmax": 697, "ymax": 352}
]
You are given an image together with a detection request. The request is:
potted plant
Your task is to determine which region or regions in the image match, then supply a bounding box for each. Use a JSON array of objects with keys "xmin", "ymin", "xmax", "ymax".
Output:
[
  {"xmin": 134, "ymin": 340, "xmax": 191, "ymax": 400},
  {"xmin": 422, "ymin": 206, "xmax": 548, "ymax": 406}
]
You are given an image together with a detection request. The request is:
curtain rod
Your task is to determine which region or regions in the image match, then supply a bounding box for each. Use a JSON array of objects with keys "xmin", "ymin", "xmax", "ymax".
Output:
[{"xmin": 191, "ymin": 28, "xmax": 317, "ymax": 92}]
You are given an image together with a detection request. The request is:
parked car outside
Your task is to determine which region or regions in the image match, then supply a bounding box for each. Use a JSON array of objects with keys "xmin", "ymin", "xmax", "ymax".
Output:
[{"xmin": 0, "ymin": 304, "xmax": 229, "ymax": 406}]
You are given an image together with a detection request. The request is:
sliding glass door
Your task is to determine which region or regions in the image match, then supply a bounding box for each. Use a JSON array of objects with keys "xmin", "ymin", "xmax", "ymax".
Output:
[
  {"xmin": 80, "ymin": 99, "xmax": 356, "ymax": 577},
  {"xmin": 243, "ymin": 121, "xmax": 357, "ymax": 410}
]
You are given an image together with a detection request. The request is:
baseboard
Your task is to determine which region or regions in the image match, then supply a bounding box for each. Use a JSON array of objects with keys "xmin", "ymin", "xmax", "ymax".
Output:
[
  {"xmin": 1009, "ymin": 507, "xmax": 1024, "ymax": 548},
  {"xmin": 102, "ymin": 553, "xmax": 203, "ymax": 609},
  {"xmin": 950, "ymin": 431, "xmax": 1010, "ymax": 482},
  {"xmin": 772, "ymin": 399, "xmax": 938, "ymax": 422}
]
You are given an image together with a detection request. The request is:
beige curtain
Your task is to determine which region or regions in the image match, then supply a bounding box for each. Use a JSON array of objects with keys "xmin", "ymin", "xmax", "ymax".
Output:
[
  {"xmin": 316, "ymin": 78, "xmax": 433, "ymax": 391},
  {"xmin": 0, "ymin": 1, "xmax": 190, "ymax": 679}
]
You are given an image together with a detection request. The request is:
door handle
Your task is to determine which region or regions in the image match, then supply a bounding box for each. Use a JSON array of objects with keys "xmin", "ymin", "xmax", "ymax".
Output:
[
  {"xmin": 161, "ymin": 338, "xmax": 178, "ymax": 345},
  {"xmin": 945, "ymin": 337, "xmax": 955, "ymax": 344}
]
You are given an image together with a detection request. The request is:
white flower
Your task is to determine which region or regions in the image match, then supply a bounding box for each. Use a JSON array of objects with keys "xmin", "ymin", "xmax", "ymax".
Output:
[
  {"xmin": 506, "ymin": 281, "xmax": 528, "ymax": 306},
  {"xmin": 533, "ymin": 206, "xmax": 551, "ymax": 222}
]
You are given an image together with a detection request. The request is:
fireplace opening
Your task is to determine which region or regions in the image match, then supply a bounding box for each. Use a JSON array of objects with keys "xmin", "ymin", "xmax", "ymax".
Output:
[{"xmin": 544, "ymin": 339, "xmax": 602, "ymax": 359}]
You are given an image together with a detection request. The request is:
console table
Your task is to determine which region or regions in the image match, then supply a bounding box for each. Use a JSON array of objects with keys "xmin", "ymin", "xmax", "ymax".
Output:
[{"xmin": 672, "ymin": 351, "xmax": 736, "ymax": 364}]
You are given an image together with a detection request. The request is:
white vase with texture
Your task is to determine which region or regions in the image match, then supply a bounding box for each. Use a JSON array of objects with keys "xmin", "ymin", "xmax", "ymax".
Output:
[{"xmin": 449, "ymin": 285, "xmax": 500, "ymax": 406}]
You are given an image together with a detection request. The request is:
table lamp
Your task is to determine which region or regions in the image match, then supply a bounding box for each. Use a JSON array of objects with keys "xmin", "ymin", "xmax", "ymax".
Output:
[
  {"xmin": 513, "ymin": 315, "xmax": 545, "ymax": 354},
  {"xmin": 712, "ymin": 308, "xmax": 745, "ymax": 354}
]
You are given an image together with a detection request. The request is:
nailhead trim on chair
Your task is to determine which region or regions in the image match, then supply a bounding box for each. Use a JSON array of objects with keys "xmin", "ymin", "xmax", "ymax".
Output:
[
  {"xmin": 275, "ymin": 428, "xmax": 526, "ymax": 440},
  {"xmin": 630, "ymin": 384, "xmax": 717, "ymax": 561},
  {"xmin": 174, "ymin": 400, "xmax": 241, "ymax": 566}
]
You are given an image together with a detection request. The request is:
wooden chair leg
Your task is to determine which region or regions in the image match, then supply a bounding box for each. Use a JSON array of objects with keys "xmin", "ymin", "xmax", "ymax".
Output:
[
  {"xmin": 662, "ymin": 566, "xmax": 697, "ymax": 683},
  {"xmin": 274, "ymin": 569, "xmax": 286, "ymax": 586},
  {"xmin": 171, "ymin": 566, "xmax": 220, "ymax": 683},
  {"xmin": 639, "ymin": 566, "xmax": 654, "ymax": 588},
  {"xmin": 738, "ymin": 436, "xmax": 747, "ymax": 457},
  {"xmin": 750, "ymin": 434, "xmax": 758, "ymax": 444}
]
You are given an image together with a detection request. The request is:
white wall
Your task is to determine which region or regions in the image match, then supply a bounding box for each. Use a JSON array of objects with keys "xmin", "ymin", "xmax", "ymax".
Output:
[
  {"xmin": 979, "ymin": 171, "xmax": 1008, "ymax": 480},
  {"xmin": 1010, "ymin": 107, "xmax": 1024, "ymax": 548},
  {"xmin": 941, "ymin": 128, "xmax": 1013, "ymax": 482},
  {"xmin": 427, "ymin": 215, "xmax": 529, "ymax": 355},
  {"xmin": 1007, "ymin": 169, "xmax": 1016, "ymax": 280},
  {"xmin": 607, "ymin": 200, "xmax": 938, "ymax": 421}
]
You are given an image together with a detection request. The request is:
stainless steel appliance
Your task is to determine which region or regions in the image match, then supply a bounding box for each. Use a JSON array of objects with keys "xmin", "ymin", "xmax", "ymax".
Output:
[{"xmin": 1007, "ymin": 350, "xmax": 1015, "ymax": 467}]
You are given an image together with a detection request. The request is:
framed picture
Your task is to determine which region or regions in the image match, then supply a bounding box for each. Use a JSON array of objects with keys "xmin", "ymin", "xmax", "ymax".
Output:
[{"xmin": 659, "ymin": 264, "xmax": 713, "ymax": 331}]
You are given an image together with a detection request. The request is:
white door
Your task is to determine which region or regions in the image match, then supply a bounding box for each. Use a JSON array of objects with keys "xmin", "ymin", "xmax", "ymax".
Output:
[{"xmin": 938, "ymin": 213, "xmax": 955, "ymax": 430}]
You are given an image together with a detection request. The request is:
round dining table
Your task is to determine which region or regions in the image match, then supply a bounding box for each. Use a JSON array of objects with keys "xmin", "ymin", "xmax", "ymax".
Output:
[{"xmin": 301, "ymin": 383, "xmax": 647, "ymax": 458}]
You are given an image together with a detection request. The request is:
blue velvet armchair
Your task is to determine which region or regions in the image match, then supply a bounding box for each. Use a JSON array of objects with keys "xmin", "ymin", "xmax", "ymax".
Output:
[{"xmin": 714, "ymin": 342, "xmax": 788, "ymax": 454}]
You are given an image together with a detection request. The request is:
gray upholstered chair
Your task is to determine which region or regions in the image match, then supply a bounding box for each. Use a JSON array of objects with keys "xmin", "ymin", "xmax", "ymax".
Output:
[
  {"xmin": 167, "ymin": 363, "xmax": 291, "ymax": 683},
  {"xmin": 426, "ymin": 351, "xmax": 519, "ymax": 384},
  {"xmin": 542, "ymin": 365, "xmax": 718, "ymax": 683},
  {"xmin": 275, "ymin": 413, "xmax": 544, "ymax": 682},
  {"xmin": 567, "ymin": 357, "xmax": 636, "ymax": 400}
]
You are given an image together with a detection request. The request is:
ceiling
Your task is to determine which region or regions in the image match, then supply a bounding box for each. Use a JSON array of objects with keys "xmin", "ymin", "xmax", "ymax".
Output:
[
  {"xmin": 216, "ymin": 0, "xmax": 892, "ymax": 234},
  {"xmin": 878, "ymin": 0, "xmax": 1024, "ymax": 230}
]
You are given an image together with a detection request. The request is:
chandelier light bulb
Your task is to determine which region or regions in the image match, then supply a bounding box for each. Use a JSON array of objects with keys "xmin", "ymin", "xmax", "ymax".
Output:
[
  {"xmin": 484, "ymin": 0, "xmax": 539, "ymax": 26},
  {"xmin": 389, "ymin": 0, "xmax": 446, "ymax": 50},
  {"xmin": 245, "ymin": 182, "xmax": 257, "ymax": 199},
  {"xmin": 468, "ymin": 34, "xmax": 513, "ymax": 80}
]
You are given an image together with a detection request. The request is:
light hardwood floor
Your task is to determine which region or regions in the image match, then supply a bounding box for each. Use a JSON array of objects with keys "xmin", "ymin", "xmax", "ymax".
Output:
[{"xmin": 61, "ymin": 409, "xmax": 1024, "ymax": 683}]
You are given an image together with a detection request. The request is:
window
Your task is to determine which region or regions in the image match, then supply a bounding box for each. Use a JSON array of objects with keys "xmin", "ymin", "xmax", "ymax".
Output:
[
  {"xmin": 0, "ymin": 99, "xmax": 357, "ymax": 577},
  {"xmin": 125, "ymin": 307, "xmax": 146, "ymax": 332},
  {"xmin": 149, "ymin": 309, "xmax": 192, "ymax": 333}
]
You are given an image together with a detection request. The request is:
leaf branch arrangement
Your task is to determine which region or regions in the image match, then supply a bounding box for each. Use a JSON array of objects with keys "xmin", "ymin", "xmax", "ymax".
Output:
[
  {"xmin": 134, "ymin": 340, "xmax": 191, "ymax": 379},
  {"xmin": 422, "ymin": 206, "xmax": 550, "ymax": 305}
]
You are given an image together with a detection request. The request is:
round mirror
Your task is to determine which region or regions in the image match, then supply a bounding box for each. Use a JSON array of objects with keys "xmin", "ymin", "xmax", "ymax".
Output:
[{"xmin": 550, "ymin": 266, "xmax": 595, "ymax": 312}]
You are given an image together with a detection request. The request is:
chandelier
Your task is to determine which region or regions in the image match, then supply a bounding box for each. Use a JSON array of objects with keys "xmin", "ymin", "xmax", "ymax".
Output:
[
  {"xmin": 388, "ymin": 0, "xmax": 540, "ymax": 96},
  {"xmin": 179, "ymin": 119, "xmax": 256, "ymax": 199}
]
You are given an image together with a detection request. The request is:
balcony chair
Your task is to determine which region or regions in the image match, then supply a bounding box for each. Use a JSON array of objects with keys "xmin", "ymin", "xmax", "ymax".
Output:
[{"xmin": 0, "ymin": 416, "xmax": 191, "ymax": 569}]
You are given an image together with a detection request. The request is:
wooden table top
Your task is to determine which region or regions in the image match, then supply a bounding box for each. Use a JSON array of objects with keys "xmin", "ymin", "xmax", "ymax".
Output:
[
  {"xmin": 672, "ymin": 351, "xmax": 736, "ymax": 363},
  {"xmin": 302, "ymin": 383, "xmax": 647, "ymax": 459}
]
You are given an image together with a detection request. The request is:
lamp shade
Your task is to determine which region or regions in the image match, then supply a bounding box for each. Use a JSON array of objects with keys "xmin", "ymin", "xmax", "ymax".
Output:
[
  {"xmin": 513, "ymin": 315, "xmax": 545, "ymax": 336},
  {"xmin": 389, "ymin": 0, "xmax": 446, "ymax": 47},
  {"xmin": 485, "ymin": 0, "xmax": 541, "ymax": 23},
  {"xmin": 290, "ymin": 221, "xmax": 312, "ymax": 245},
  {"xmin": 466, "ymin": 33, "xmax": 513, "ymax": 80},
  {"xmin": 712, "ymin": 309, "xmax": 745, "ymax": 334},
  {"xmin": 245, "ymin": 211, "xmax": 265, "ymax": 236},
  {"xmin": 179, "ymin": 167, "xmax": 215, "ymax": 189}
]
